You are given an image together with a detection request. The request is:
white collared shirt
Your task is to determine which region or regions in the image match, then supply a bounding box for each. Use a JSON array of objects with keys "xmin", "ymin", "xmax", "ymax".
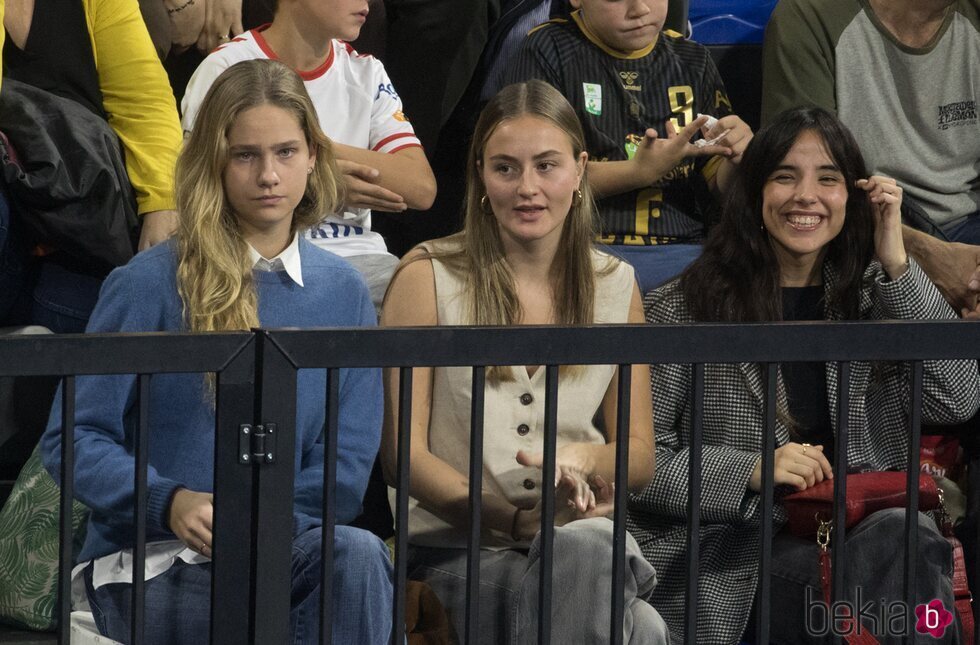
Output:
[{"xmin": 247, "ymin": 233, "xmax": 304, "ymax": 286}]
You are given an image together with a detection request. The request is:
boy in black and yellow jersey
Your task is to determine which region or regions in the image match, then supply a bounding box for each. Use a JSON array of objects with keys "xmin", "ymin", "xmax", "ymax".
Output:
[{"xmin": 507, "ymin": 0, "xmax": 753, "ymax": 293}]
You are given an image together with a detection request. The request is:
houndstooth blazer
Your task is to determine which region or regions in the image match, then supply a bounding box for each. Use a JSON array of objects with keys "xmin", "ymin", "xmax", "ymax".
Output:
[{"xmin": 627, "ymin": 259, "xmax": 980, "ymax": 644}]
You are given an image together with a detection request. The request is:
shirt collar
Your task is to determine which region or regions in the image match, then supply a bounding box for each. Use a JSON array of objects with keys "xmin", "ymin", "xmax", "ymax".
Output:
[{"xmin": 247, "ymin": 233, "xmax": 304, "ymax": 287}]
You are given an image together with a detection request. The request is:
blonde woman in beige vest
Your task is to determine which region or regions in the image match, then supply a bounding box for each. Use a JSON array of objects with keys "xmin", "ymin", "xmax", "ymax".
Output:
[{"xmin": 381, "ymin": 80, "xmax": 668, "ymax": 644}]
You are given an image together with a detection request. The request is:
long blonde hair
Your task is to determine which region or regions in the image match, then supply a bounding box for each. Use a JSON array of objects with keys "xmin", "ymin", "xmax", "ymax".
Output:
[
  {"xmin": 429, "ymin": 80, "xmax": 602, "ymax": 325},
  {"xmin": 396, "ymin": 81, "xmax": 606, "ymax": 381},
  {"xmin": 175, "ymin": 59, "xmax": 342, "ymax": 333}
]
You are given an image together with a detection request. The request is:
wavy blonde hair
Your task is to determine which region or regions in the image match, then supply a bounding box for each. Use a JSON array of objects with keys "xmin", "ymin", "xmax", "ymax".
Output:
[{"xmin": 175, "ymin": 59, "xmax": 342, "ymax": 334}]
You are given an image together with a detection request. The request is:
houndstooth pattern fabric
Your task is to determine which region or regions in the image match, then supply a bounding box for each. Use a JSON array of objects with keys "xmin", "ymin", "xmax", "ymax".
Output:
[{"xmin": 627, "ymin": 259, "xmax": 980, "ymax": 644}]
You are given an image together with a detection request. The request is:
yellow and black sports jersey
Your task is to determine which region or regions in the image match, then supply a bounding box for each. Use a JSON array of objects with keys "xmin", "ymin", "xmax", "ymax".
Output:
[{"xmin": 506, "ymin": 11, "xmax": 734, "ymax": 245}]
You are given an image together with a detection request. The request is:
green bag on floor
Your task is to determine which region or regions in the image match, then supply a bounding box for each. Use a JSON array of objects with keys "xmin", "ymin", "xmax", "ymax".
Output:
[{"xmin": 0, "ymin": 444, "xmax": 88, "ymax": 631}]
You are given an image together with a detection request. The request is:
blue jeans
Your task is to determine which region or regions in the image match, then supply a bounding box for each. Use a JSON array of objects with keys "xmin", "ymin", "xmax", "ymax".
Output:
[
  {"xmin": 598, "ymin": 244, "xmax": 703, "ymax": 297},
  {"xmin": 0, "ymin": 187, "xmax": 29, "ymax": 323},
  {"xmin": 0, "ymin": 188, "xmax": 102, "ymax": 332},
  {"xmin": 85, "ymin": 526, "xmax": 394, "ymax": 645},
  {"xmin": 943, "ymin": 212, "xmax": 980, "ymax": 246},
  {"xmin": 755, "ymin": 509, "xmax": 957, "ymax": 644}
]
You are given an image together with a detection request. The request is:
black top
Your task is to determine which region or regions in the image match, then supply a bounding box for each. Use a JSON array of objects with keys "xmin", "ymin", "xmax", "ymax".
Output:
[
  {"xmin": 781, "ymin": 285, "xmax": 834, "ymax": 461},
  {"xmin": 3, "ymin": 0, "xmax": 105, "ymax": 119},
  {"xmin": 506, "ymin": 11, "xmax": 732, "ymax": 244}
]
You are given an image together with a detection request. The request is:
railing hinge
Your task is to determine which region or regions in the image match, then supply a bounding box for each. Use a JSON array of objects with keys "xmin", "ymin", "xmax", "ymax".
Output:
[{"xmin": 239, "ymin": 423, "xmax": 277, "ymax": 465}]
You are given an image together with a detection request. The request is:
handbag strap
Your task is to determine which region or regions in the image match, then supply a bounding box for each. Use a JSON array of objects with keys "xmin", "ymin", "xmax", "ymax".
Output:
[
  {"xmin": 817, "ymin": 520, "xmax": 880, "ymax": 644},
  {"xmin": 938, "ymin": 497, "xmax": 974, "ymax": 645}
]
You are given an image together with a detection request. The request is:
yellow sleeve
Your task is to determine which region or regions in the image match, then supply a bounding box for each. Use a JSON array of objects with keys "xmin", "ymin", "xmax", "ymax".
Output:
[{"xmin": 84, "ymin": 0, "xmax": 181, "ymax": 214}]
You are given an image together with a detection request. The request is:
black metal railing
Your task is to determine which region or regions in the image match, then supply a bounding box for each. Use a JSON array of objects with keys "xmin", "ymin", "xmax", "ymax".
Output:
[{"xmin": 2, "ymin": 319, "xmax": 978, "ymax": 645}]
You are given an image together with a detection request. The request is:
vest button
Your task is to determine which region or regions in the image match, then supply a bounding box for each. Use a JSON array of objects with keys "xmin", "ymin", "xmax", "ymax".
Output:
[
  {"xmin": 517, "ymin": 424, "xmax": 530, "ymax": 436},
  {"xmin": 522, "ymin": 478, "xmax": 536, "ymax": 490},
  {"xmin": 520, "ymin": 393, "xmax": 533, "ymax": 405}
]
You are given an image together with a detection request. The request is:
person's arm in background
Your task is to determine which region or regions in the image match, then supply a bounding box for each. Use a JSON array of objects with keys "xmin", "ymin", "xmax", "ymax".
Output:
[
  {"xmin": 696, "ymin": 53, "xmax": 752, "ymax": 196},
  {"xmin": 903, "ymin": 226, "xmax": 980, "ymax": 317},
  {"xmin": 86, "ymin": 0, "xmax": 183, "ymax": 249},
  {"xmin": 196, "ymin": 0, "xmax": 242, "ymax": 53},
  {"xmin": 335, "ymin": 59, "xmax": 436, "ymax": 213},
  {"xmin": 760, "ymin": 0, "xmax": 854, "ymax": 123}
]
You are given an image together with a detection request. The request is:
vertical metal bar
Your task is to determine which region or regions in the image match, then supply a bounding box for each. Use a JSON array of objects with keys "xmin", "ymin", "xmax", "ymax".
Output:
[
  {"xmin": 610, "ymin": 364, "xmax": 632, "ymax": 645},
  {"xmin": 755, "ymin": 364, "xmax": 777, "ymax": 645},
  {"xmin": 538, "ymin": 365, "xmax": 559, "ymax": 645},
  {"xmin": 393, "ymin": 367, "xmax": 413, "ymax": 645},
  {"xmin": 131, "ymin": 374, "xmax": 150, "ymax": 645},
  {"xmin": 465, "ymin": 366, "xmax": 486, "ymax": 644},
  {"xmin": 319, "ymin": 368, "xmax": 341, "ymax": 645},
  {"xmin": 252, "ymin": 335, "xmax": 297, "ymax": 645},
  {"xmin": 832, "ymin": 363, "xmax": 851, "ymax": 606},
  {"xmin": 903, "ymin": 361, "xmax": 924, "ymax": 644},
  {"xmin": 684, "ymin": 364, "xmax": 705, "ymax": 645},
  {"xmin": 211, "ymin": 340, "xmax": 256, "ymax": 645},
  {"xmin": 57, "ymin": 376, "xmax": 75, "ymax": 645}
]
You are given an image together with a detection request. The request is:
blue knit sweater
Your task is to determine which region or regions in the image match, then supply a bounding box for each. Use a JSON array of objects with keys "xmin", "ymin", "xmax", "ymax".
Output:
[{"xmin": 41, "ymin": 239, "xmax": 382, "ymax": 562}]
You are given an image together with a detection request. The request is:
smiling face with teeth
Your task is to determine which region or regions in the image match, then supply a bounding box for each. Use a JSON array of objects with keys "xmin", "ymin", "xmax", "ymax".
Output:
[{"xmin": 762, "ymin": 129, "xmax": 848, "ymax": 286}]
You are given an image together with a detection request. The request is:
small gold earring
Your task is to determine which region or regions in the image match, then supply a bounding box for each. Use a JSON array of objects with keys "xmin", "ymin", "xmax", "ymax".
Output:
[
  {"xmin": 480, "ymin": 195, "xmax": 492, "ymax": 213},
  {"xmin": 573, "ymin": 189, "xmax": 583, "ymax": 206},
  {"xmin": 307, "ymin": 167, "xmax": 314, "ymax": 175}
]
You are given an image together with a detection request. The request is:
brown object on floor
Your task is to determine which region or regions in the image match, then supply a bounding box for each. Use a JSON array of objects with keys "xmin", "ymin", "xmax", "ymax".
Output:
[{"xmin": 405, "ymin": 580, "xmax": 452, "ymax": 645}]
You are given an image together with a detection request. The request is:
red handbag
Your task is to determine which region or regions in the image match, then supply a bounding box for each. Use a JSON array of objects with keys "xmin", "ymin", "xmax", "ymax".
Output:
[
  {"xmin": 782, "ymin": 472, "xmax": 972, "ymax": 645},
  {"xmin": 782, "ymin": 471, "xmax": 939, "ymax": 538}
]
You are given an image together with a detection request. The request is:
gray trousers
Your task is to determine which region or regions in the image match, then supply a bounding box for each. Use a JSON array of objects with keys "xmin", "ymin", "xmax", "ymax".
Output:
[
  {"xmin": 762, "ymin": 508, "xmax": 958, "ymax": 644},
  {"xmin": 343, "ymin": 252, "xmax": 399, "ymax": 316},
  {"xmin": 407, "ymin": 517, "xmax": 670, "ymax": 644}
]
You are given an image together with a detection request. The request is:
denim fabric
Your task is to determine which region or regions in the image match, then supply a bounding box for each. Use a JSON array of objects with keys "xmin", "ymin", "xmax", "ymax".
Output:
[
  {"xmin": 598, "ymin": 244, "xmax": 702, "ymax": 296},
  {"xmin": 754, "ymin": 509, "xmax": 957, "ymax": 644},
  {"xmin": 943, "ymin": 213, "xmax": 980, "ymax": 246},
  {"xmin": 30, "ymin": 260, "xmax": 103, "ymax": 333},
  {"xmin": 407, "ymin": 517, "xmax": 669, "ymax": 645},
  {"xmin": 85, "ymin": 525, "xmax": 394, "ymax": 645},
  {"xmin": 0, "ymin": 188, "xmax": 30, "ymax": 323}
]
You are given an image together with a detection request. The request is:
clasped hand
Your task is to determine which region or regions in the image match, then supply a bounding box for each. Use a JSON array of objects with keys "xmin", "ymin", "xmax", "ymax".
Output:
[
  {"xmin": 511, "ymin": 447, "xmax": 613, "ymax": 541},
  {"xmin": 749, "ymin": 442, "xmax": 834, "ymax": 492},
  {"xmin": 630, "ymin": 114, "xmax": 752, "ymax": 186},
  {"xmin": 168, "ymin": 488, "xmax": 214, "ymax": 556}
]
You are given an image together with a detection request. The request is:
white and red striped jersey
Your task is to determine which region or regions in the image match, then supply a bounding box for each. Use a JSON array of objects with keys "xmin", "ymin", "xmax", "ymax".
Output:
[{"xmin": 182, "ymin": 25, "xmax": 422, "ymax": 256}]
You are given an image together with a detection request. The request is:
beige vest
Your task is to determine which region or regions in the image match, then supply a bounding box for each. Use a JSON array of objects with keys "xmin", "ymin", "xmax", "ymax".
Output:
[{"xmin": 406, "ymin": 248, "xmax": 635, "ymax": 548}]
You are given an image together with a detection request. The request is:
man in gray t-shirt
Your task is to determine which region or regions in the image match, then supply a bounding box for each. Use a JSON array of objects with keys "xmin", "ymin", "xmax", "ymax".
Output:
[{"xmin": 763, "ymin": 0, "xmax": 980, "ymax": 315}]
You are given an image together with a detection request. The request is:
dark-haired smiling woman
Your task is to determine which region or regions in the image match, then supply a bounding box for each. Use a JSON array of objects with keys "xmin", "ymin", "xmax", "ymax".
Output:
[{"xmin": 628, "ymin": 107, "xmax": 980, "ymax": 644}]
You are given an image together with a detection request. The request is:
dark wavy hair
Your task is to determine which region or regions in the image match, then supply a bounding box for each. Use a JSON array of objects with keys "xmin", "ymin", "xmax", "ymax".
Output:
[{"xmin": 679, "ymin": 107, "xmax": 875, "ymax": 322}]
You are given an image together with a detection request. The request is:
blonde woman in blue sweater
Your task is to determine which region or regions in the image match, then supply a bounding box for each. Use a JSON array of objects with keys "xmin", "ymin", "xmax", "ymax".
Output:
[{"xmin": 41, "ymin": 60, "xmax": 392, "ymax": 644}]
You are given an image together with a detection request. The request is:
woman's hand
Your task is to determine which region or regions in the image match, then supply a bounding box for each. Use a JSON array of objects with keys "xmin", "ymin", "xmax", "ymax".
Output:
[
  {"xmin": 857, "ymin": 176, "xmax": 908, "ymax": 280},
  {"xmin": 748, "ymin": 442, "xmax": 834, "ymax": 492},
  {"xmin": 512, "ymin": 474, "xmax": 615, "ymax": 541},
  {"xmin": 168, "ymin": 488, "xmax": 214, "ymax": 556},
  {"xmin": 517, "ymin": 443, "xmax": 597, "ymax": 511}
]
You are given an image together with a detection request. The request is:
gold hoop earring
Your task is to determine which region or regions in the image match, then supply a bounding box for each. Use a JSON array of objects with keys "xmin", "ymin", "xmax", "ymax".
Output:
[
  {"xmin": 480, "ymin": 195, "xmax": 492, "ymax": 213},
  {"xmin": 572, "ymin": 189, "xmax": 583, "ymax": 206}
]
